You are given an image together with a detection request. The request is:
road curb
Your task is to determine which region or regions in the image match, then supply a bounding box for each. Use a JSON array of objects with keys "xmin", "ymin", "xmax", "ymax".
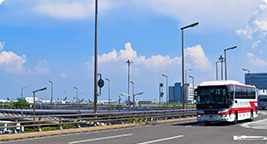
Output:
[{"xmin": 0, "ymin": 117, "xmax": 196, "ymax": 141}]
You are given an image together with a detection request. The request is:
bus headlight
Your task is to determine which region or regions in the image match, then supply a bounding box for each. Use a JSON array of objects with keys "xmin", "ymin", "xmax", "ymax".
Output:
[{"xmin": 197, "ymin": 115, "xmax": 202, "ymax": 118}]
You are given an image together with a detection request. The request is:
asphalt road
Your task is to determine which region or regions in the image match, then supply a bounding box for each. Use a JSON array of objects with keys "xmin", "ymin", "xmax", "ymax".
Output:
[{"xmin": 1, "ymin": 110, "xmax": 267, "ymax": 144}]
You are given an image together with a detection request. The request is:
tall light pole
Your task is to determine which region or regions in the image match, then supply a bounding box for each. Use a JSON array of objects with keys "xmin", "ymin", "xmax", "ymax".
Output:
[
  {"xmin": 224, "ymin": 46, "xmax": 237, "ymax": 80},
  {"xmin": 215, "ymin": 61, "xmax": 220, "ymax": 80},
  {"xmin": 21, "ymin": 86, "xmax": 26, "ymax": 115},
  {"xmin": 121, "ymin": 93, "xmax": 131, "ymax": 111},
  {"xmin": 162, "ymin": 74, "xmax": 168, "ymax": 103},
  {"xmin": 218, "ymin": 55, "xmax": 224, "ymax": 80},
  {"xmin": 242, "ymin": 68, "xmax": 250, "ymax": 85},
  {"xmin": 74, "ymin": 87, "xmax": 78, "ymax": 113},
  {"xmin": 189, "ymin": 75, "xmax": 194, "ymax": 107},
  {"xmin": 64, "ymin": 90, "xmax": 66, "ymax": 99},
  {"xmin": 33, "ymin": 87, "xmax": 47, "ymax": 116},
  {"xmin": 181, "ymin": 22, "xmax": 199, "ymax": 109},
  {"xmin": 130, "ymin": 81, "xmax": 134, "ymax": 110},
  {"xmin": 126, "ymin": 59, "xmax": 133, "ymax": 111},
  {"xmin": 94, "ymin": 0, "xmax": 98, "ymax": 114},
  {"xmin": 33, "ymin": 87, "xmax": 47, "ymax": 131},
  {"xmin": 49, "ymin": 80, "xmax": 53, "ymax": 108},
  {"xmin": 105, "ymin": 78, "xmax": 110, "ymax": 104},
  {"xmin": 133, "ymin": 92, "xmax": 143, "ymax": 111},
  {"xmin": 78, "ymin": 90, "xmax": 84, "ymax": 113},
  {"xmin": 185, "ymin": 69, "xmax": 193, "ymax": 109}
]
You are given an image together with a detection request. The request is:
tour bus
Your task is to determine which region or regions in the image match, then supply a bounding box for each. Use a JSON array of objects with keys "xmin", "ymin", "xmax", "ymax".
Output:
[
  {"xmin": 258, "ymin": 95, "xmax": 267, "ymax": 110},
  {"xmin": 257, "ymin": 89, "xmax": 267, "ymax": 110},
  {"xmin": 196, "ymin": 80, "xmax": 258, "ymax": 125}
]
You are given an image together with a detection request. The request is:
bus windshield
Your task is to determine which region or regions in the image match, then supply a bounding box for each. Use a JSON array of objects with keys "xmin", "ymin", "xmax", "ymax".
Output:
[{"xmin": 196, "ymin": 86, "xmax": 228, "ymax": 105}]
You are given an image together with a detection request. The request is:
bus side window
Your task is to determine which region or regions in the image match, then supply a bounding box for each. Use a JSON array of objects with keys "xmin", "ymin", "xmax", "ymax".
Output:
[
  {"xmin": 228, "ymin": 85, "xmax": 234, "ymax": 105},
  {"xmin": 242, "ymin": 87, "xmax": 247, "ymax": 99},
  {"xmin": 251, "ymin": 88, "xmax": 256, "ymax": 99},
  {"xmin": 235, "ymin": 86, "xmax": 242, "ymax": 98},
  {"xmin": 247, "ymin": 88, "xmax": 252, "ymax": 99}
]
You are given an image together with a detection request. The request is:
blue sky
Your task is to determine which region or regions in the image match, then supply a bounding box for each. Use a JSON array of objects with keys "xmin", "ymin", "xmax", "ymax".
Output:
[{"xmin": 0, "ymin": 0, "xmax": 267, "ymax": 101}]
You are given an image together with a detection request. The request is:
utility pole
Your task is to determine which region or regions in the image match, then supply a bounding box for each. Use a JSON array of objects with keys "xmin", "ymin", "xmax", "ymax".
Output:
[
  {"xmin": 181, "ymin": 22, "xmax": 199, "ymax": 109},
  {"xmin": 126, "ymin": 59, "xmax": 133, "ymax": 111},
  {"xmin": 94, "ymin": 0, "xmax": 98, "ymax": 114},
  {"xmin": 218, "ymin": 55, "xmax": 224, "ymax": 80},
  {"xmin": 21, "ymin": 87, "xmax": 26, "ymax": 115}
]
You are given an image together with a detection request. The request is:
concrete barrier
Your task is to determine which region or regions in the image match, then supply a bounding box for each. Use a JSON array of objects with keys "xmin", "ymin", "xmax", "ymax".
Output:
[{"xmin": 0, "ymin": 117, "xmax": 196, "ymax": 141}]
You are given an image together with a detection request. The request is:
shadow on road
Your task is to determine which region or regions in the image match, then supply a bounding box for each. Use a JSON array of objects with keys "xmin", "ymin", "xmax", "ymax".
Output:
[{"xmin": 172, "ymin": 120, "xmax": 251, "ymax": 127}]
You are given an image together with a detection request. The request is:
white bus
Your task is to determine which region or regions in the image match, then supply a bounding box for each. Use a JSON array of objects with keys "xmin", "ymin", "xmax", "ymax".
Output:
[{"xmin": 196, "ymin": 80, "xmax": 258, "ymax": 125}]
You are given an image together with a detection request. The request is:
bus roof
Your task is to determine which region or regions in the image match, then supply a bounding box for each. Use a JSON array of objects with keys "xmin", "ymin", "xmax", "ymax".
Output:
[{"xmin": 199, "ymin": 80, "xmax": 255, "ymax": 88}]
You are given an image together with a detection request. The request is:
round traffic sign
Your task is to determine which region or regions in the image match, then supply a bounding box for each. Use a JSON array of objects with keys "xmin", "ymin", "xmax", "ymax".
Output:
[{"xmin": 98, "ymin": 79, "xmax": 104, "ymax": 88}]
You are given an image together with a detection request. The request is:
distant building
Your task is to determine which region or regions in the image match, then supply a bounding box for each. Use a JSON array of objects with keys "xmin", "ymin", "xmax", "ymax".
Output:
[
  {"xmin": 168, "ymin": 82, "xmax": 194, "ymax": 103},
  {"xmin": 245, "ymin": 73, "xmax": 267, "ymax": 89}
]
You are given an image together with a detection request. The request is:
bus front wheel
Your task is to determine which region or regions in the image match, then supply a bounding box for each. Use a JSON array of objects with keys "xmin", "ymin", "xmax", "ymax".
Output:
[
  {"xmin": 234, "ymin": 112, "xmax": 238, "ymax": 124},
  {"xmin": 250, "ymin": 110, "xmax": 253, "ymax": 121}
]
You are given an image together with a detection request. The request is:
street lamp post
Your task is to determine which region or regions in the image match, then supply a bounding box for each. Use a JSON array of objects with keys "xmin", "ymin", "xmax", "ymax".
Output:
[
  {"xmin": 33, "ymin": 87, "xmax": 47, "ymax": 131},
  {"xmin": 218, "ymin": 55, "xmax": 224, "ymax": 80},
  {"xmin": 181, "ymin": 22, "xmax": 199, "ymax": 109},
  {"xmin": 242, "ymin": 68, "xmax": 251, "ymax": 85},
  {"xmin": 121, "ymin": 93, "xmax": 131, "ymax": 111},
  {"xmin": 105, "ymin": 78, "xmax": 110, "ymax": 105},
  {"xmin": 224, "ymin": 46, "xmax": 237, "ymax": 80},
  {"xmin": 78, "ymin": 90, "xmax": 84, "ymax": 113},
  {"xmin": 49, "ymin": 80, "xmax": 53, "ymax": 109},
  {"xmin": 189, "ymin": 75, "xmax": 194, "ymax": 107},
  {"xmin": 94, "ymin": 0, "xmax": 98, "ymax": 114},
  {"xmin": 215, "ymin": 61, "xmax": 220, "ymax": 80},
  {"xmin": 133, "ymin": 92, "xmax": 143, "ymax": 111},
  {"xmin": 33, "ymin": 87, "xmax": 47, "ymax": 116},
  {"xmin": 185, "ymin": 69, "xmax": 193, "ymax": 109},
  {"xmin": 126, "ymin": 59, "xmax": 133, "ymax": 111},
  {"xmin": 130, "ymin": 81, "xmax": 134, "ymax": 110},
  {"xmin": 162, "ymin": 74, "xmax": 168, "ymax": 103},
  {"xmin": 74, "ymin": 87, "xmax": 78, "ymax": 113},
  {"xmin": 21, "ymin": 87, "xmax": 26, "ymax": 115}
]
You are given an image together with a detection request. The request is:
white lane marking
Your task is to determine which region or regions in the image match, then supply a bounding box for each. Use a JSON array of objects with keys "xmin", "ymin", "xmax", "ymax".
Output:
[
  {"xmin": 137, "ymin": 135, "xmax": 184, "ymax": 144},
  {"xmin": 0, "ymin": 126, "xmax": 142, "ymax": 144},
  {"xmin": 0, "ymin": 120, "xmax": 196, "ymax": 144},
  {"xmin": 68, "ymin": 133, "xmax": 132, "ymax": 144},
  {"xmin": 233, "ymin": 135, "xmax": 267, "ymax": 140},
  {"xmin": 240, "ymin": 118, "xmax": 267, "ymax": 128}
]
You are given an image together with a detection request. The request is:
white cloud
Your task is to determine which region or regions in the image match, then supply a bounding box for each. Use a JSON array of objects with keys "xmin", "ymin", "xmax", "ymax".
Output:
[
  {"xmin": 95, "ymin": 42, "xmax": 211, "ymax": 71},
  {"xmin": 247, "ymin": 53, "xmax": 267, "ymax": 67},
  {"xmin": 0, "ymin": 51, "xmax": 27, "ymax": 73},
  {"xmin": 260, "ymin": 50, "xmax": 263, "ymax": 53},
  {"xmin": 133, "ymin": 0, "xmax": 263, "ymax": 30},
  {"xmin": 185, "ymin": 45, "xmax": 212, "ymax": 71},
  {"xmin": 0, "ymin": 0, "xmax": 4, "ymax": 5},
  {"xmin": 0, "ymin": 41, "xmax": 5, "ymax": 51},
  {"xmin": 35, "ymin": 0, "xmax": 119, "ymax": 20},
  {"xmin": 60, "ymin": 73, "xmax": 67, "ymax": 79},
  {"xmin": 34, "ymin": 60, "xmax": 50, "ymax": 74},
  {"xmin": 252, "ymin": 40, "xmax": 261, "ymax": 49}
]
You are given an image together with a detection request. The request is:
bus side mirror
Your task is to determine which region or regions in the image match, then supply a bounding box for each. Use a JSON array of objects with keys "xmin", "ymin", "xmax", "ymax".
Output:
[{"xmin": 194, "ymin": 96, "xmax": 196, "ymax": 100}]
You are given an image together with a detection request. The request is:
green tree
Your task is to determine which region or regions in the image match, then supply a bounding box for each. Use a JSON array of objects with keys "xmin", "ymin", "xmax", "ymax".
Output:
[{"xmin": 11, "ymin": 100, "xmax": 30, "ymax": 108}]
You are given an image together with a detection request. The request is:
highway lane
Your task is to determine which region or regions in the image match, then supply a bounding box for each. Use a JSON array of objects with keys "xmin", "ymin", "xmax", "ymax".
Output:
[{"xmin": 1, "ymin": 110, "xmax": 267, "ymax": 144}]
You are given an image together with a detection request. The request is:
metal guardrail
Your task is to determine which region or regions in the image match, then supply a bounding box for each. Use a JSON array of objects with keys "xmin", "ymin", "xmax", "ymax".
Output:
[
  {"xmin": 0, "ymin": 109, "xmax": 196, "ymax": 134},
  {"xmin": 1, "ymin": 104, "xmax": 195, "ymax": 112}
]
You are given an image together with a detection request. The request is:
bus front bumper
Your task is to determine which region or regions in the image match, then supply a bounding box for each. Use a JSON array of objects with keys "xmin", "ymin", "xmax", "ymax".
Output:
[{"xmin": 197, "ymin": 114, "xmax": 232, "ymax": 122}]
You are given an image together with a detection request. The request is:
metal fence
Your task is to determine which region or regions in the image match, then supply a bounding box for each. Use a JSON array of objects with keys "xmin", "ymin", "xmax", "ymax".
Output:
[
  {"xmin": 0, "ymin": 104, "xmax": 195, "ymax": 112},
  {"xmin": 0, "ymin": 109, "xmax": 196, "ymax": 134}
]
